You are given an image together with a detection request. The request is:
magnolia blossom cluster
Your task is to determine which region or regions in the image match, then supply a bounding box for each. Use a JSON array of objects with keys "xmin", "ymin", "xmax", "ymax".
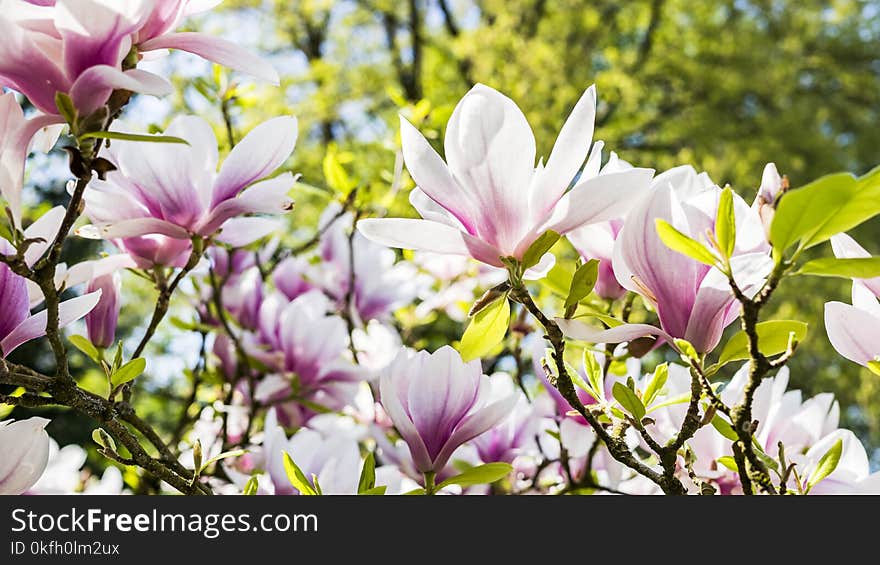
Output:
[{"xmin": 2, "ymin": 1, "xmax": 879, "ymax": 497}]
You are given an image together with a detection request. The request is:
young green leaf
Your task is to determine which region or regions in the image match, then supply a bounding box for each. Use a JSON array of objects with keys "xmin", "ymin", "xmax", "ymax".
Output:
[
  {"xmin": 522, "ymin": 230, "xmax": 560, "ymax": 271},
  {"xmin": 457, "ymin": 293, "xmax": 510, "ymax": 361},
  {"xmin": 435, "ymin": 462, "xmax": 513, "ymax": 490},
  {"xmin": 323, "ymin": 147, "xmax": 354, "ymax": 194},
  {"xmin": 92, "ymin": 428, "xmax": 116, "ymax": 452},
  {"xmin": 717, "ymin": 320, "xmax": 808, "ymax": 366},
  {"xmin": 806, "ymin": 438, "xmax": 843, "ymax": 492},
  {"xmin": 358, "ymin": 452, "xmax": 377, "ymax": 494},
  {"xmin": 282, "ymin": 452, "xmax": 317, "ymax": 495},
  {"xmin": 79, "ymin": 131, "xmax": 189, "ymax": 144},
  {"xmin": 242, "ymin": 476, "xmax": 259, "ymax": 496},
  {"xmin": 655, "ymin": 219, "xmax": 718, "ymax": 267},
  {"xmin": 643, "ymin": 363, "xmax": 668, "ymax": 406},
  {"xmin": 770, "ymin": 166, "xmax": 880, "ymax": 254},
  {"xmin": 867, "ymin": 360, "xmax": 880, "ymax": 377},
  {"xmin": 69, "ymin": 334, "xmax": 102, "ymax": 364},
  {"xmin": 110, "ymin": 357, "xmax": 146, "ymax": 388},
  {"xmin": 612, "ymin": 381, "xmax": 646, "ymax": 422},
  {"xmin": 54, "ymin": 92, "xmax": 77, "ymax": 125},
  {"xmin": 711, "ymin": 414, "xmax": 739, "ymax": 441},
  {"xmin": 564, "ymin": 259, "xmax": 599, "ymax": 315},
  {"xmin": 360, "ymin": 486, "xmax": 387, "ymax": 496},
  {"xmin": 200, "ymin": 449, "xmax": 246, "ymax": 473},
  {"xmin": 715, "ymin": 186, "xmax": 737, "ymax": 259},
  {"xmin": 583, "ymin": 349, "xmax": 605, "ymax": 402},
  {"xmin": 795, "ymin": 257, "xmax": 880, "ymax": 279},
  {"xmin": 673, "ymin": 338, "xmax": 699, "ymax": 363},
  {"xmin": 717, "ymin": 456, "xmax": 738, "ymax": 471}
]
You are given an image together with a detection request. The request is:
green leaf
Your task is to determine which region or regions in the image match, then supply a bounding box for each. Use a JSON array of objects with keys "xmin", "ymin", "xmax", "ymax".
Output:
[
  {"xmin": 583, "ymin": 348, "xmax": 605, "ymax": 402},
  {"xmin": 770, "ymin": 166, "xmax": 880, "ymax": 254},
  {"xmin": 323, "ymin": 147, "xmax": 354, "ymax": 193},
  {"xmin": 69, "ymin": 334, "xmax": 102, "ymax": 364},
  {"xmin": 867, "ymin": 360, "xmax": 880, "ymax": 377},
  {"xmin": 716, "ymin": 186, "xmax": 737, "ymax": 259},
  {"xmin": 612, "ymin": 381, "xmax": 646, "ymax": 422},
  {"xmin": 522, "ymin": 230, "xmax": 560, "ymax": 271},
  {"xmin": 112, "ymin": 341, "xmax": 124, "ymax": 373},
  {"xmin": 673, "ymin": 338, "xmax": 699, "ymax": 362},
  {"xmin": 717, "ymin": 320, "xmax": 808, "ymax": 366},
  {"xmin": 110, "ymin": 357, "xmax": 146, "ymax": 388},
  {"xmin": 199, "ymin": 449, "xmax": 246, "ymax": 473},
  {"xmin": 282, "ymin": 452, "xmax": 317, "ymax": 495},
  {"xmin": 403, "ymin": 488, "xmax": 426, "ymax": 495},
  {"xmin": 91, "ymin": 428, "xmax": 116, "ymax": 451},
  {"xmin": 643, "ymin": 363, "xmax": 668, "ymax": 406},
  {"xmin": 711, "ymin": 415, "xmax": 739, "ymax": 441},
  {"xmin": 360, "ymin": 486, "xmax": 387, "ymax": 496},
  {"xmin": 806, "ymin": 439, "xmax": 843, "ymax": 492},
  {"xmin": 54, "ymin": 92, "xmax": 77, "ymax": 125},
  {"xmin": 655, "ymin": 219, "xmax": 718, "ymax": 267},
  {"xmin": 436, "ymin": 462, "xmax": 513, "ymax": 490},
  {"xmin": 79, "ymin": 131, "xmax": 189, "ymax": 144},
  {"xmin": 564, "ymin": 259, "xmax": 599, "ymax": 314},
  {"xmin": 795, "ymin": 257, "xmax": 880, "ymax": 279},
  {"xmin": 457, "ymin": 293, "xmax": 510, "ymax": 361},
  {"xmin": 242, "ymin": 476, "xmax": 259, "ymax": 496},
  {"xmin": 717, "ymin": 456, "xmax": 738, "ymax": 471},
  {"xmin": 357, "ymin": 452, "xmax": 376, "ymax": 494}
]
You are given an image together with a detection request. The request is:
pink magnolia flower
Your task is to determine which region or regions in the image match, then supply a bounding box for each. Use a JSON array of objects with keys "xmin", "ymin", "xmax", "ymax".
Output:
[
  {"xmin": 0, "ymin": 236, "xmax": 101, "ymax": 357},
  {"xmin": 1, "ymin": 0, "xmax": 275, "ymax": 118},
  {"xmin": 752, "ymin": 162, "xmax": 786, "ymax": 237},
  {"xmin": 558, "ymin": 165, "xmax": 772, "ymax": 353},
  {"xmin": 0, "ymin": 416, "xmax": 51, "ymax": 494},
  {"xmin": 251, "ymin": 290, "xmax": 362, "ymax": 428},
  {"xmin": 81, "ymin": 115, "xmax": 296, "ymax": 266},
  {"xmin": 379, "ymin": 346, "xmax": 516, "ymax": 474},
  {"xmin": 0, "ymin": 92, "xmax": 64, "ymax": 226},
  {"xmin": 358, "ymin": 84, "xmax": 654, "ymax": 267}
]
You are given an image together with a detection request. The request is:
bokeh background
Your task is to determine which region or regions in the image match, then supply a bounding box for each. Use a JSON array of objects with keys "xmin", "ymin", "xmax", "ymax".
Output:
[{"xmin": 7, "ymin": 0, "xmax": 880, "ymax": 480}]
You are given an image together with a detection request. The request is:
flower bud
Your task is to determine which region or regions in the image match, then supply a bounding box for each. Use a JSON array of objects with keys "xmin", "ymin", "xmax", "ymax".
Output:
[{"xmin": 85, "ymin": 272, "xmax": 121, "ymax": 348}]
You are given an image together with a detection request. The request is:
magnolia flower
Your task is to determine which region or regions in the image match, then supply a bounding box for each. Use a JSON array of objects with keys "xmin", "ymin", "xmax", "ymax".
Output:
[
  {"xmin": 81, "ymin": 115, "xmax": 297, "ymax": 265},
  {"xmin": 558, "ymin": 165, "xmax": 772, "ymax": 353},
  {"xmin": 85, "ymin": 271, "xmax": 121, "ymax": 348},
  {"xmin": 379, "ymin": 346, "xmax": 516, "ymax": 474},
  {"xmin": 27, "ymin": 438, "xmax": 86, "ymax": 494},
  {"xmin": 0, "ymin": 416, "xmax": 51, "ymax": 494},
  {"xmin": 252, "ymin": 290, "xmax": 362, "ymax": 427},
  {"xmin": 0, "ymin": 92, "xmax": 63, "ymax": 225},
  {"xmin": 1, "ymin": 0, "xmax": 276, "ymax": 118},
  {"xmin": 262, "ymin": 409, "xmax": 361, "ymax": 495},
  {"xmin": 358, "ymin": 84, "xmax": 654, "ymax": 267},
  {"xmin": 0, "ymin": 237, "xmax": 101, "ymax": 356}
]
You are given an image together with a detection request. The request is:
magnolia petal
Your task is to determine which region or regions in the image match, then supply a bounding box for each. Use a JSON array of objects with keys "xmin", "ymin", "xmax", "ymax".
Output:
[
  {"xmin": 357, "ymin": 218, "xmax": 503, "ymax": 267},
  {"xmin": 215, "ymin": 217, "xmax": 280, "ymax": 247},
  {"xmin": 824, "ymin": 301, "xmax": 880, "ymax": 367},
  {"xmin": 23, "ymin": 206, "xmax": 66, "ymax": 267},
  {"xmin": 400, "ymin": 117, "xmax": 477, "ymax": 232},
  {"xmin": 139, "ymin": 32, "xmax": 279, "ymax": 84},
  {"xmin": 212, "ymin": 116, "xmax": 297, "ymax": 206},
  {"xmin": 198, "ymin": 173, "xmax": 295, "ymax": 235},
  {"xmin": 1, "ymin": 290, "xmax": 101, "ymax": 356},
  {"xmin": 556, "ymin": 318, "xmax": 670, "ymax": 346},
  {"xmin": 408, "ymin": 188, "xmax": 465, "ymax": 229},
  {"xmin": 0, "ymin": 416, "xmax": 50, "ymax": 495},
  {"xmin": 530, "ymin": 85, "xmax": 597, "ymax": 214},
  {"xmin": 87, "ymin": 217, "xmax": 190, "ymax": 240},
  {"xmin": 545, "ymin": 168, "xmax": 655, "ymax": 235},
  {"xmin": 831, "ymin": 233, "xmax": 880, "ymax": 297},
  {"xmin": 379, "ymin": 371, "xmax": 433, "ymax": 473},
  {"xmin": 69, "ymin": 66, "xmax": 172, "ymax": 115}
]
